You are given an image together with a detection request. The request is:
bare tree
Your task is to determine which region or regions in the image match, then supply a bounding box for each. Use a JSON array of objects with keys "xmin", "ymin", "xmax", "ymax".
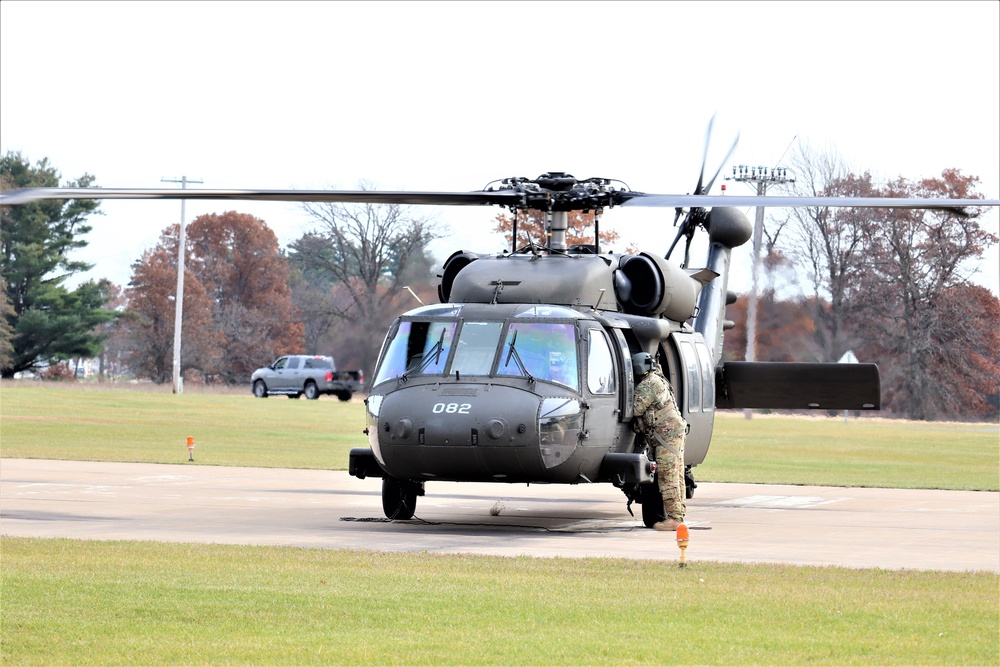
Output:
[
  {"xmin": 785, "ymin": 144, "xmax": 874, "ymax": 363},
  {"xmin": 293, "ymin": 188, "xmax": 442, "ymax": 379}
]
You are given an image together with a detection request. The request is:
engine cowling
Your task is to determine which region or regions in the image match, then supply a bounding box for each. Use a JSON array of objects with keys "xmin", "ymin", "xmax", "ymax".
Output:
[{"xmin": 614, "ymin": 252, "xmax": 701, "ymax": 321}]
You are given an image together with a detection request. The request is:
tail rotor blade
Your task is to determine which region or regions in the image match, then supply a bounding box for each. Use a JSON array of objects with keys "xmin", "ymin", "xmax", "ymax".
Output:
[
  {"xmin": 693, "ymin": 114, "xmax": 716, "ymax": 196},
  {"xmin": 702, "ymin": 130, "xmax": 740, "ymax": 195}
]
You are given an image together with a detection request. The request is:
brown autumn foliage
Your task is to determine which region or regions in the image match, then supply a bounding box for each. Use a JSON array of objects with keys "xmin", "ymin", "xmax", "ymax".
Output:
[
  {"xmin": 783, "ymin": 157, "xmax": 999, "ymax": 420},
  {"xmin": 126, "ymin": 245, "xmax": 219, "ymax": 383},
  {"xmin": 862, "ymin": 283, "xmax": 1000, "ymax": 420},
  {"xmin": 846, "ymin": 169, "xmax": 999, "ymax": 419},
  {"xmin": 493, "ymin": 209, "xmax": 622, "ymax": 251},
  {"xmin": 722, "ymin": 290, "xmax": 818, "ymax": 362},
  {"xmin": 125, "ymin": 211, "xmax": 303, "ymax": 384}
]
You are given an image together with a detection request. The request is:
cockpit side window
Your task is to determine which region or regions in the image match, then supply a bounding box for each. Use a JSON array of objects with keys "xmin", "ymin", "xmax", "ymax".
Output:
[
  {"xmin": 498, "ymin": 322, "xmax": 579, "ymax": 391},
  {"xmin": 587, "ymin": 329, "xmax": 616, "ymax": 395},
  {"xmin": 372, "ymin": 320, "xmax": 457, "ymax": 385}
]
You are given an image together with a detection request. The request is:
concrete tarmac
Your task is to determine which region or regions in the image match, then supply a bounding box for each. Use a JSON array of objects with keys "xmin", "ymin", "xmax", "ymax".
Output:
[{"xmin": 1, "ymin": 458, "xmax": 997, "ymax": 572}]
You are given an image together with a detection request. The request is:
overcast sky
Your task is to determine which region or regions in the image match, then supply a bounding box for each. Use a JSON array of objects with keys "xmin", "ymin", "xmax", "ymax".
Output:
[{"xmin": 2, "ymin": 1, "xmax": 998, "ymax": 297}]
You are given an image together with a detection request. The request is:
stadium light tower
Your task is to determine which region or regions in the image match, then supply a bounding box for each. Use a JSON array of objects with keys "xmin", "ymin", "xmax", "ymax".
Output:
[{"xmin": 726, "ymin": 165, "xmax": 794, "ymax": 418}]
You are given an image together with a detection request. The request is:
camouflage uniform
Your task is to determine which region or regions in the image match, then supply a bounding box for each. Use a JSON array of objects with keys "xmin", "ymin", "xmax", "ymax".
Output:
[{"xmin": 633, "ymin": 366, "xmax": 686, "ymax": 522}]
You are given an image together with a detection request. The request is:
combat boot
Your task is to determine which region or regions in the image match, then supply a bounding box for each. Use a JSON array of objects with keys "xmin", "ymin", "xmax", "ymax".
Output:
[{"xmin": 652, "ymin": 518, "xmax": 681, "ymax": 531}]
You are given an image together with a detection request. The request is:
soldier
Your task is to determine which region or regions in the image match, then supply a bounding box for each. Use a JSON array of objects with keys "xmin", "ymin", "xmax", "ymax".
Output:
[{"xmin": 631, "ymin": 352, "xmax": 686, "ymax": 531}]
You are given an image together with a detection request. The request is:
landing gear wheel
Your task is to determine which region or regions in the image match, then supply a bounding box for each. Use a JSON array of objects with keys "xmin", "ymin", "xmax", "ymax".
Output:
[
  {"xmin": 382, "ymin": 477, "xmax": 418, "ymax": 520},
  {"xmin": 685, "ymin": 465, "xmax": 697, "ymax": 500},
  {"xmin": 640, "ymin": 483, "xmax": 666, "ymax": 528},
  {"xmin": 304, "ymin": 381, "xmax": 319, "ymax": 400},
  {"xmin": 253, "ymin": 380, "xmax": 268, "ymax": 398}
]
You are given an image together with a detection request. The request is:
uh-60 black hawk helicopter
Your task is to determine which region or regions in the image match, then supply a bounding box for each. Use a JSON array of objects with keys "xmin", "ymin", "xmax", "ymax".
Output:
[{"xmin": 3, "ymin": 151, "xmax": 997, "ymax": 528}]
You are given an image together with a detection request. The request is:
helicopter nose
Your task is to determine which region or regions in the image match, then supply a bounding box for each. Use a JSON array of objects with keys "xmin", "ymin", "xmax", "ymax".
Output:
[{"xmin": 372, "ymin": 384, "xmax": 550, "ymax": 481}]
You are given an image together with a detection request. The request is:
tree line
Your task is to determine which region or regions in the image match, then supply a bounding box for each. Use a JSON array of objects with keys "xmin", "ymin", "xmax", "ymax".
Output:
[
  {"xmin": 1, "ymin": 150, "xmax": 997, "ymax": 420},
  {"xmin": 721, "ymin": 144, "xmax": 999, "ymax": 420}
]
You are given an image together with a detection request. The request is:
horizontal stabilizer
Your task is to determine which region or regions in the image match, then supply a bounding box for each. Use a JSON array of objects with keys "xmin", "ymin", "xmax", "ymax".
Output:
[{"xmin": 716, "ymin": 362, "xmax": 880, "ymax": 410}]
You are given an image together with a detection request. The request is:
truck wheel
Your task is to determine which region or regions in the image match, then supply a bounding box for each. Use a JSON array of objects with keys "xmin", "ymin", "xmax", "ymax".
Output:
[
  {"xmin": 382, "ymin": 477, "xmax": 417, "ymax": 520},
  {"xmin": 288, "ymin": 393, "xmax": 301, "ymax": 399},
  {"xmin": 304, "ymin": 381, "xmax": 319, "ymax": 400},
  {"xmin": 336, "ymin": 391, "xmax": 352, "ymax": 402},
  {"xmin": 640, "ymin": 483, "xmax": 666, "ymax": 528},
  {"xmin": 253, "ymin": 380, "xmax": 268, "ymax": 398}
]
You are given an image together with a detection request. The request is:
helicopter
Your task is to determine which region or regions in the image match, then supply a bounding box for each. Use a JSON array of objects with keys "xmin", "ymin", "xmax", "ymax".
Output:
[{"xmin": 3, "ymin": 157, "xmax": 997, "ymax": 528}]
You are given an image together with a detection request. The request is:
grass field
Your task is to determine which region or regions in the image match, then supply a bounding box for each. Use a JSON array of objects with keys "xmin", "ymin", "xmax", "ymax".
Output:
[
  {"xmin": 2, "ymin": 382, "xmax": 997, "ymax": 490},
  {"xmin": 1, "ymin": 381, "xmax": 998, "ymax": 665},
  {"xmin": 3, "ymin": 539, "xmax": 997, "ymax": 666}
]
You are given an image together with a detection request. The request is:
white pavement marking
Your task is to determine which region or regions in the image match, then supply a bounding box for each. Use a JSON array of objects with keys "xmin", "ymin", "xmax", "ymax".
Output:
[{"xmin": 720, "ymin": 495, "xmax": 852, "ymax": 508}]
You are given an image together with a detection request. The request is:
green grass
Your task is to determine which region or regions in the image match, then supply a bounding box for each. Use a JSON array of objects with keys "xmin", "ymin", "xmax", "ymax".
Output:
[
  {"xmin": 700, "ymin": 412, "xmax": 1000, "ymax": 491},
  {"xmin": 2, "ymin": 538, "xmax": 997, "ymax": 666},
  {"xmin": 0, "ymin": 383, "xmax": 367, "ymax": 469},
  {"xmin": 2, "ymin": 382, "xmax": 999, "ymax": 665},
  {"xmin": 2, "ymin": 382, "xmax": 997, "ymax": 490}
]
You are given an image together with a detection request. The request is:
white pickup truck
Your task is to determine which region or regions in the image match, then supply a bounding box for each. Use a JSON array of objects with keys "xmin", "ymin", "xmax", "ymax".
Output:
[{"xmin": 251, "ymin": 355, "xmax": 363, "ymax": 401}]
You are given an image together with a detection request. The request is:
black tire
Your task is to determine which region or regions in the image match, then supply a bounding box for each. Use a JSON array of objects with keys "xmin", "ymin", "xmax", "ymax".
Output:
[
  {"xmin": 640, "ymin": 483, "xmax": 666, "ymax": 528},
  {"xmin": 304, "ymin": 381, "xmax": 319, "ymax": 400},
  {"xmin": 382, "ymin": 477, "xmax": 417, "ymax": 520},
  {"xmin": 288, "ymin": 393, "xmax": 301, "ymax": 399},
  {"xmin": 252, "ymin": 380, "xmax": 268, "ymax": 398},
  {"xmin": 685, "ymin": 465, "xmax": 697, "ymax": 500},
  {"xmin": 336, "ymin": 391, "xmax": 352, "ymax": 402}
]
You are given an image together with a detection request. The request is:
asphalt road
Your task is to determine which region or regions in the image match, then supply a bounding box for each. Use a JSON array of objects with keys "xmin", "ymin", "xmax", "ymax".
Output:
[{"xmin": 1, "ymin": 458, "xmax": 997, "ymax": 573}]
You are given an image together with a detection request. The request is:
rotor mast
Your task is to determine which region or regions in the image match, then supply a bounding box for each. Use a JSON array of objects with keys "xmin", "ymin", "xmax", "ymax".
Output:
[{"xmin": 547, "ymin": 211, "xmax": 569, "ymax": 251}]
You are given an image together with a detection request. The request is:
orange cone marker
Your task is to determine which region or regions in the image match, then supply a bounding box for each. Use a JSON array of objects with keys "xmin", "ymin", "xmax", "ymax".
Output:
[
  {"xmin": 187, "ymin": 436, "xmax": 195, "ymax": 462},
  {"xmin": 676, "ymin": 523, "xmax": 689, "ymax": 567}
]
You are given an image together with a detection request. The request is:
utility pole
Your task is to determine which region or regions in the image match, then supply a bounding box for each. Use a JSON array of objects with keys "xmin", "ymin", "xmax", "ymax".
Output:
[
  {"xmin": 726, "ymin": 165, "xmax": 794, "ymax": 418},
  {"xmin": 161, "ymin": 176, "xmax": 203, "ymax": 394}
]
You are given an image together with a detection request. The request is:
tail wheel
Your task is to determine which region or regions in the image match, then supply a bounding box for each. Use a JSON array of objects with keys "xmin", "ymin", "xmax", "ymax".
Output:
[
  {"xmin": 382, "ymin": 477, "xmax": 419, "ymax": 520},
  {"xmin": 252, "ymin": 380, "xmax": 268, "ymax": 398},
  {"xmin": 304, "ymin": 381, "xmax": 319, "ymax": 400},
  {"xmin": 640, "ymin": 483, "xmax": 666, "ymax": 528}
]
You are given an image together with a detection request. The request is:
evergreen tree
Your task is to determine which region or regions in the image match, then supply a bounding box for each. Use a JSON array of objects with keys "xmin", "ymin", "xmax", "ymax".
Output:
[{"xmin": 0, "ymin": 152, "xmax": 116, "ymax": 377}]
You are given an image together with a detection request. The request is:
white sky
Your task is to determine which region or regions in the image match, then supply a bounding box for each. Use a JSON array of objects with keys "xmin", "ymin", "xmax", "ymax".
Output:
[{"xmin": 2, "ymin": 1, "xmax": 998, "ymax": 297}]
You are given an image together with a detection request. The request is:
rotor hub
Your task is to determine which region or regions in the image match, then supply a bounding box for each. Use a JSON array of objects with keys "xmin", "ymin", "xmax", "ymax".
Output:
[{"xmin": 492, "ymin": 172, "xmax": 634, "ymax": 212}]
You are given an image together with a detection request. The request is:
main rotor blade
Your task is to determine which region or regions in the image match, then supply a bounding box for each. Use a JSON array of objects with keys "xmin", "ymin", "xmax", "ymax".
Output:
[
  {"xmin": 622, "ymin": 194, "xmax": 1000, "ymax": 209},
  {"xmin": 0, "ymin": 187, "xmax": 522, "ymax": 207},
  {"xmin": 3, "ymin": 187, "xmax": 996, "ymax": 211}
]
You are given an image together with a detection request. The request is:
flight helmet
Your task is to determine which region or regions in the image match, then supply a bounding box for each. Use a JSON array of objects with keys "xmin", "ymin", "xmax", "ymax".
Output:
[{"xmin": 631, "ymin": 352, "xmax": 654, "ymax": 375}]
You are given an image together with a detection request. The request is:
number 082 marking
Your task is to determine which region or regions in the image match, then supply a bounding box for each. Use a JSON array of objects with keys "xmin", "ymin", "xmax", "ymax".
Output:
[{"xmin": 432, "ymin": 402, "xmax": 472, "ymax": 414}]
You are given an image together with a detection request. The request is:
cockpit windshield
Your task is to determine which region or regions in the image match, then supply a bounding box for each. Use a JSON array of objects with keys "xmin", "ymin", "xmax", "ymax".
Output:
[
  {"xmin": 497, "ymin": 322, "xmax": 579, "ymax": 390},
  {"xmin": 372, "ymin": 316, "xmax": 580, "ymax": 391},
  {"xmin": 373, "ymin": 320, "xmax": 457, "ymax": 385},
  {"xmin": 450, "ymin": 321, "xmax": 504, "ymax": 376}
]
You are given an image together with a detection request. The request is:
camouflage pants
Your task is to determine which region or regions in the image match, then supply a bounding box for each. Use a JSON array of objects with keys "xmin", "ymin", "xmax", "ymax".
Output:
[{"xmin": 654, "ymin": 434, "xmax": 686, "ymax": 521}]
